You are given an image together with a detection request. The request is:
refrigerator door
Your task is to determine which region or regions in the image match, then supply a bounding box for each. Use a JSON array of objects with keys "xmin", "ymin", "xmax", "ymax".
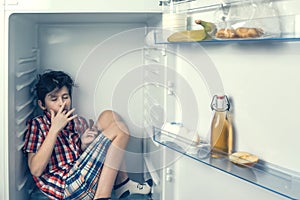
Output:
[
  {"xmin": 144, "ymin": 1, "xmax": 300, "ymax": 199},
  {"xmin": 1, "ymin": 0, "xmax": 8, "ymax": 199}
]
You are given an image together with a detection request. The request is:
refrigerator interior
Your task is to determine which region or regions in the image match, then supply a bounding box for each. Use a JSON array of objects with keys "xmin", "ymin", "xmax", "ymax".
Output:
[
  {"xmin": 7, "ymin": 12, "xmax": 161, "ymax": 200},
  {"xmin": 4, "ymin": 0, "xmax": 300, "ymax": 200}
]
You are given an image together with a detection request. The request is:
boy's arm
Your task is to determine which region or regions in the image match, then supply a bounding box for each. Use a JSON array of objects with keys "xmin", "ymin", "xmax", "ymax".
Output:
[
  {"xmin": 27, "ymin": 126, "xmax": 62, "ymax": 177},
  {"xmin": 28, "ymin": 103, "xmax": 77, "ymax": 177}
]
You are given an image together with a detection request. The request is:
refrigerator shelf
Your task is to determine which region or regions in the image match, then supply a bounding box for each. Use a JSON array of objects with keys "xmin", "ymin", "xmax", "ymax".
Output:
[
  {"xmin": 159, "ymin": 0, "xmax": 300, "ymax": 44},
  {"xmin": 153, "ymin": 29, "xmax": 300, "ymax": 44},
  {"xmin": 153, "ymin": 127, "xmax": 300, "ymax": 200}
]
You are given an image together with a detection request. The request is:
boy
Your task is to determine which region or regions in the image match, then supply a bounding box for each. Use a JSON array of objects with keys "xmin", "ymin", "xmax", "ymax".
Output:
[{"xmin": 23, "ymin": 70, "xmax": 151, "ymax": 200}]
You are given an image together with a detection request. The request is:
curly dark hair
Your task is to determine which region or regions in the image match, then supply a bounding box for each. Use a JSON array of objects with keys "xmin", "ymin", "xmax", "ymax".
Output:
[{"xmin": 35, "ymin": 70, "xmax": 76, "ymax": 105}]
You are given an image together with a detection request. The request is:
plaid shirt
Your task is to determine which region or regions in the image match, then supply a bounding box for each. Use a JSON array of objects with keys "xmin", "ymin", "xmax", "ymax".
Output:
[{"xmin": 23, "ymin": 111, "xmax": 88, "ymax": 199}]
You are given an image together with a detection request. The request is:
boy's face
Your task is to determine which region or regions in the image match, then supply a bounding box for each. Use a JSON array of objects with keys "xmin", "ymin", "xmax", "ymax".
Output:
[{"xmin": 38, "ymin": 86, "xmax": 72, "ymax": 114}]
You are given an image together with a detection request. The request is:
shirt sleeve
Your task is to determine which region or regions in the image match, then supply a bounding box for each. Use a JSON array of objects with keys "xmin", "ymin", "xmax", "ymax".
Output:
[{"xmin": 22, "ymin": 118, "xmax": 45, "ymax": 154}]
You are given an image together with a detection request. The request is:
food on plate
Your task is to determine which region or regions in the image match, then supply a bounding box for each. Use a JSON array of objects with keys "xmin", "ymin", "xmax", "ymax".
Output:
[
  {"xmin": 229, "ymin": 151, "xmax": 259, "ymax": 167},
  {"xmin": 215, "ymin": 28, "xmax": 237, "ymax": 38},
  {"xmin": 215, "ymin": 27, "xmax": 264, "ymax": 39},
  {"xmin": 167, "ymin": 30, "xmax": 207, "ymax": 42},
  {"xmin": 235, "ymin": 27, "xmax": 264, "ymax": 38},
  {"xmin": 194, "ymin": 19, "xmax": 217, "ymax": 35}
]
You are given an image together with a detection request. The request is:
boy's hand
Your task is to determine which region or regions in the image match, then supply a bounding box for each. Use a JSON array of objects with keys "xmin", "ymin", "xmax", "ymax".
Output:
[
  {"xmin": 81, "ymin": 128, "xmax": 98, "ymax": 150},
  {"xmin": 50, "ymin": 102, "xmax": 78, "ymax": 134}
]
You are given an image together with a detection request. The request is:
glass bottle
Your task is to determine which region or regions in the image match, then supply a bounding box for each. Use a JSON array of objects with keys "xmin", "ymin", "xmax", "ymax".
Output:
[
  {"xmin": 161, "ymin": 0, "xmax": 188, "ymax": 41},
  {"xmin": 210, "ymin": 95, "xmax": 233, "ymax": 158},
  {"xmin": 161, "ymin": 0, "xmax": 187, "ymax": 32}
]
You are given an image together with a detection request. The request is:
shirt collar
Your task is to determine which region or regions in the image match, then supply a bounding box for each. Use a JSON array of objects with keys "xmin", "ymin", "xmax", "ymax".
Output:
[{"xmin": 44, "ymin": 110, "xmax": 51, "ymax": 126}]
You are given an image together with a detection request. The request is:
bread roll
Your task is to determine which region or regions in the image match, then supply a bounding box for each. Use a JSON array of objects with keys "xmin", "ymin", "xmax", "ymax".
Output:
[
  {"xmin": 229, "ymin": 152, "xmax": 259, "ymax": 167},
  {"xmin": 215, "ymin": 28, "xmax": 237, "ymax": 38},
  {"xmin": 235, "ymin": 27, "xmax": 264, "ymax": 38}
]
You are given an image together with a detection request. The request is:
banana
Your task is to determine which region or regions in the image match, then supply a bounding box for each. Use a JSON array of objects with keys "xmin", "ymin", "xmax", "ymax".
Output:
[
  {"xmin": 167, "ymin": 30, "xmax": 207, "ymax": 42},
  {"xmin": 195, "ymin": 19, "xmax": 217, "ymax": 35},
  {"xmin": 166, "ymin": 20, "xmax": 216, "ymax": 42}
]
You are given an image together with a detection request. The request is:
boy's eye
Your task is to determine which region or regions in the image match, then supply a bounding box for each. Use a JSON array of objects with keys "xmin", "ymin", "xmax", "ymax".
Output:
[
  {"xmin": 51, "ymin": 97, "xmax": 57, "ymax": 101},
  {"xmin": 63, "ymin": 95, "xmax": 70, "ymax": 99}
]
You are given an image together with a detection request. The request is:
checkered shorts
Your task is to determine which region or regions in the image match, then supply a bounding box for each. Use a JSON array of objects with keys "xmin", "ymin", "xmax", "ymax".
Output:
[{"xmin": 63, "ymin": 134, "xmax": 111, "ymax": 200}]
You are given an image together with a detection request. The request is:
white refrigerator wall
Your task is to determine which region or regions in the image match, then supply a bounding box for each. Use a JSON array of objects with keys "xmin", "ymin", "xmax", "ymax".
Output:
[
  {"xmin": 173, "ymin": 41, "xmax": 300, "ymax": 172},
  {"xmin": 160, "ymin": 1, "xmax": 300, "ymax": 199},
  {"xmin": 204, "ymin": 42, "xmax": 300, "ymax": 171},
  {"xmin": 169, "ymin": 0, "xmax": 300, "ymax": 173},
  {"xmin": 145, "ymin": 41, "xmax": 300, "ymax": 200}
]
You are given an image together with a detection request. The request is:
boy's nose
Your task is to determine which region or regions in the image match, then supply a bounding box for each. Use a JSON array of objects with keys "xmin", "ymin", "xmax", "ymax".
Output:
[{"xmin": 58, "ymin": 98, "xmax": 65, "ymax": 106}]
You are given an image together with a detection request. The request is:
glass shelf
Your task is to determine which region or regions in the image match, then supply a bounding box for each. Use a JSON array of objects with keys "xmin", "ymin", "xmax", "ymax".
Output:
[
  {"xmin": 153, "ymin": 29, "xmax": 300, "ymax": 44},
  {"xmin": 152, "ymin": 127, "xmax": 300, "ymax": 200},
  {"xmin": 158, "ymin": 0, "xmax": 300, "ymax": 44}
]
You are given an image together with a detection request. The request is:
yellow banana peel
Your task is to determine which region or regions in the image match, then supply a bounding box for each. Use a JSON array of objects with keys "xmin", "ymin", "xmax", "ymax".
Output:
[{"xmin": 167, "ymin": 30, "xmax": 207, "ymax": 42}]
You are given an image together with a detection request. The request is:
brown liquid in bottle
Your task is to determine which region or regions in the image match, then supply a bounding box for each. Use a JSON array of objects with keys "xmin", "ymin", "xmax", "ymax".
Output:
[{"xmin": 210, "ymin": 95, "xmax": 233, "ymax": 158}]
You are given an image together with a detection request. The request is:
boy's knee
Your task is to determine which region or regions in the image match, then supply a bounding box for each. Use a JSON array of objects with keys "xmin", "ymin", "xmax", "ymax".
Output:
[
  {"xmin": 97, "ymin": 110, "xmax": 129, "ymax": 137},
  {"xmin": 102, "ymin": 121, "xmax": 130, "ymax": 141},
  {"xmin": 97, "ymin": 110, "xmax": 122, "ymax": 130}
]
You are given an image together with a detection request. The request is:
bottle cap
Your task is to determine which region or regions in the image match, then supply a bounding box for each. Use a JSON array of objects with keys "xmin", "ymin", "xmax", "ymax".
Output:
[
  {"xmin": 211, "ymin": 95, "xmax": 230, "ymax": 111},
  {"xmin": 216, "ymin": 97, "xmax": 225, "ymax": 109}
]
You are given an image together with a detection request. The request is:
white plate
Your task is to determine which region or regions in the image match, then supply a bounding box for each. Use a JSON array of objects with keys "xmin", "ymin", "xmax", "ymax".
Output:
[{"xmin": 213, "ymin": 34, "xmax": 276, "ymax": 41}]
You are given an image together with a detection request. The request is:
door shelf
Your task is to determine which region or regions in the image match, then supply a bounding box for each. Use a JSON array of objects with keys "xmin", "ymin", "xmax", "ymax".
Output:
[
  {"xmin": 152, "ymin": 127, "xmax": 300, "ymax": 200},
  {"xmin": 153, "ymin": 30, "xmax": 300, "ymax": 44},
  {"xmin": 159, "ymin": 0, "xmax": 300, "ymax": 44}
]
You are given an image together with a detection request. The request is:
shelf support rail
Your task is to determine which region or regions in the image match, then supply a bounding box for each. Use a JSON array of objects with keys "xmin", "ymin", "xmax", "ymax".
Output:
[{"xmin": 178, "ymin": 0, "xmax": 286, "ymax": 14}]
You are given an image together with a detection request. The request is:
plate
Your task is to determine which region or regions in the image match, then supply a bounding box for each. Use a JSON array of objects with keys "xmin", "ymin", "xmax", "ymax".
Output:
[{"xmin": 213, "ymin": 34, "xmax": 276, "ymax": 41}]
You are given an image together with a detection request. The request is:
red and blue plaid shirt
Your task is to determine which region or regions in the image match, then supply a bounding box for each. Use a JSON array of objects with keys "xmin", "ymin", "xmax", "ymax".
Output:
[{"xmin": 23, "ymin": 111, "xmax": 88, "ymax": 199}]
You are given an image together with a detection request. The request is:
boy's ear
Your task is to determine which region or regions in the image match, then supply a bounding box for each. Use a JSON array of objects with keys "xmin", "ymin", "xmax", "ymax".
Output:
[{"xmin": 38, "ymin": 100, "xmax": 46, "ymax": 110}]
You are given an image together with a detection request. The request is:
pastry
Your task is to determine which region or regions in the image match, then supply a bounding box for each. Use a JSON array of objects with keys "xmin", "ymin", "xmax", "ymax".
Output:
[
  {"xmin": 215, "ymin": 28, "xmax": 237, "ymax": 38},
  {"xmin": 229, "ymin": 151, "xmax": 259, "ymax": 167},
  {"xmin": 235, "ymin": 27, "xmax": 264, "ymax": 38}
]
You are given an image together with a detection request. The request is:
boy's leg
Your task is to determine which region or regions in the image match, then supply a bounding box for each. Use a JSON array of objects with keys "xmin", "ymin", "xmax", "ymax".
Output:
[
  {"xmin": 64, "ymin": 133, "xmax": 111, "ymax": 200},
  {"xmin": 94, "ymin": 110, "xmax": 130, "ymax": 199},
  {"xmin": 95, "ymin": 110, "xmax": 151, "ymax": 199}
]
